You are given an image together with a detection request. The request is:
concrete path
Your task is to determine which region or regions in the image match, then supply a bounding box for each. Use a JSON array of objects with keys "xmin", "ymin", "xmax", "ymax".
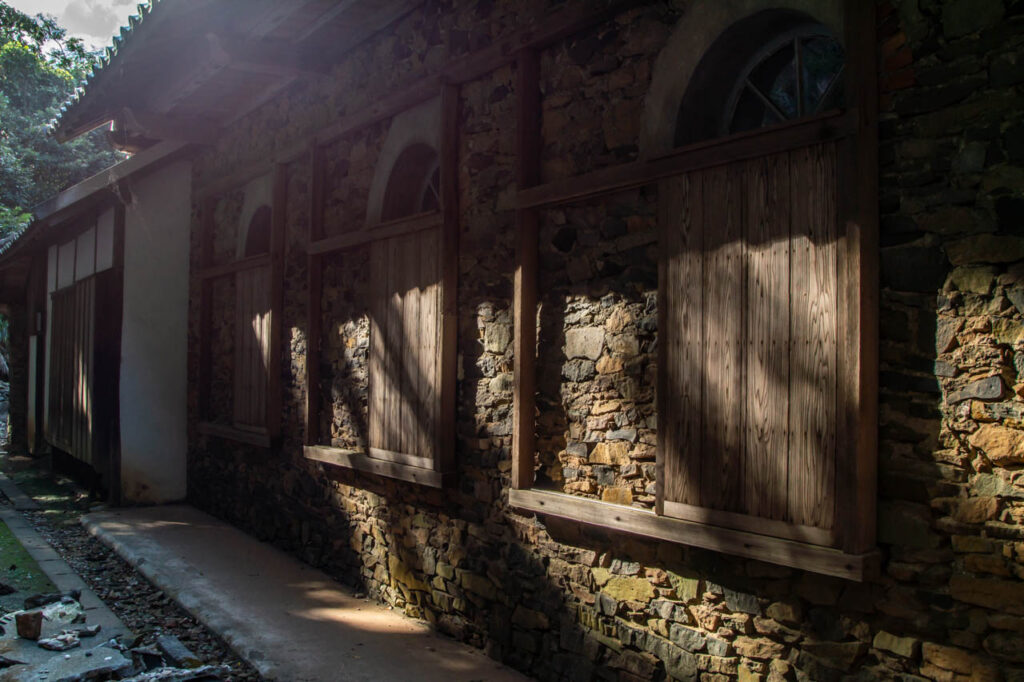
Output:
[{"xmin": 83, "ymin": 505, "xmax": 530, "ymax": 682}]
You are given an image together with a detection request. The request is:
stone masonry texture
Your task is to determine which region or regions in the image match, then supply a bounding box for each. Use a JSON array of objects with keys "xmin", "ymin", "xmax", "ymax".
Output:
[{"xmin": 185, "ymin": 1, "xmax": 1024, "ymax": 680}]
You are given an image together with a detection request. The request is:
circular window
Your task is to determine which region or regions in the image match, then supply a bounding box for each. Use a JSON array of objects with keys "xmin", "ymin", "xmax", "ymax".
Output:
[
  {"xmin": 674, "ymin": 10, "xmax": 845, "ymax": 146},
  {"xmin": 724, "ymin": 29, "xmax": 844, "ymax": 136}
]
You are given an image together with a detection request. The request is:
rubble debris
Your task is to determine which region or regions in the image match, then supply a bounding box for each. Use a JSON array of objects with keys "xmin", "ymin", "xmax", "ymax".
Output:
[
  {"xmin": 155, "ymin": 635, "xmax": 201, "ymax": 669},
  {"xmin": 0, "ymin": 645, "xmax": 133, "ymax": 682},
  {"xmin": 37, "ymin": 631, "xmax": 79, "ymax": 651},
  {"xmin": 130, "ymin": 646, "xmax": 163, "ymax": 671},
  {"xmin": 0, "ymin": 655, "xmax": 23, "ymax": 669},
  {"xmin": 119, "ymin": 664, "xmax": 230, "ymax": 681},
  {"xmin": 14, "ymin": 612, "xmax": 40, "ymax": 640},
  {"xmin": 66, "ymin": 625, "xmax": 100, "ymax": 638},
  {"xmin": 24, "ymin": 591, "xmax": 80, "ymax": 610}
]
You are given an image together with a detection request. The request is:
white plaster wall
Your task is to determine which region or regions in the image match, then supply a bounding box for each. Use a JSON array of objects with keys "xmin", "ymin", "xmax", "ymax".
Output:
[{"xmin": 120, "ymin": 159, "xmax": 190, "ymax": 503}]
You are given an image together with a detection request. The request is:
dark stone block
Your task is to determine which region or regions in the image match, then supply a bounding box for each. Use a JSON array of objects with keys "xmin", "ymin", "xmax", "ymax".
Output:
[{"xmin": 881, "ymin": 245, "xmax": 947, "ymax": 293}]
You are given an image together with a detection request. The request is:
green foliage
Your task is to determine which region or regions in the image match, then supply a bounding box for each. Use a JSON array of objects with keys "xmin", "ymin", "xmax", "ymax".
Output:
[{"xmin": 0, "ymin": 1, "xmax": 121, "ymax": 238}]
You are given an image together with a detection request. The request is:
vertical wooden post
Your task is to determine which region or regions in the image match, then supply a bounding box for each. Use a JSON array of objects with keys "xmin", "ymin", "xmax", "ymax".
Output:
[
  {"xmin": 512, "ymin": 48, "xmax": 541, "ymax": 490},
  {"xmin": 198, "ymin": 198, "xmax": 215, "ymax": 423},
  {"xmin": 266, "ymin": 164, "xmax": 287, "ymax": 439},
  {"xmin": 837, "ymin": 0, "xmax": 879, "ymax": 554},
  {"xmin": 438, "ymin": 82, "xmax": 460, "ymax": 477},
  {"xmin": 305, "ymin": 146, "xmax": 325, "ymax": 446}
]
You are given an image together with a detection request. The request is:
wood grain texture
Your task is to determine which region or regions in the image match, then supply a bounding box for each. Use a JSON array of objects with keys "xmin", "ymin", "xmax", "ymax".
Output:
[
  {"xmin": 743, "ymin": 153, "xmax": 791, "ymax": 521},
  {"xmin": 659, "ymin": 174, "xmax": 703, "ymax": 508},
  {"xmin": 699, "ymin": 164, "xmax": 743, "ymax": 512},
  {"xmin": 305, "ymin": 145, "xmax": 325, "ymax": 446},
  {"xmin": 837, "ymin": 0, "xmax": 880, "ymax": 555},
  {"xmin": 437, "ymin": 80, "xmax": 460, "ymax": 476},
  {"xmin": 265, "ymin": 163, "xmax": 287, "ymax": 437},
  {"xmin": 512, "ymin": 48, "xmax": 541, "ymax": 490},
  {"xmin": 510, "ymin": 489, "xmax": 877, "ymax": 581},
  {"xmin": 304, "ymin": 445, "xmax": 450, "ymax": 488},
  {"xmin": 788, "ymin": 143, "xmax": 838, "ymax": 530}
]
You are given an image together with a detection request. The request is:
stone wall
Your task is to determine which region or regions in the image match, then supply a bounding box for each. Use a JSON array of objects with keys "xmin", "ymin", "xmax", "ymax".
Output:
[{"xmin": 186, "ymin": 1, "xmax": 1024, "ymax": 680}]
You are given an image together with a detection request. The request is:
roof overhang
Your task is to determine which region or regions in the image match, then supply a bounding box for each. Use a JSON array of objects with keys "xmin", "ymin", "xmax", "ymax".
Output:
[{"xmin": 53, "ymin": 0, "xmax": 421, "ymax": 148}]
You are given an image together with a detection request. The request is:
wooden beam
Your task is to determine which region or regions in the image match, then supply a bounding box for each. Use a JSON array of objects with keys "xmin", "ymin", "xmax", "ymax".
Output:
[
  {"xmin": 265, "ymin": 163, "xmax": 287, "ymax": 439},
  {"xmin": 304, "ymin": 445, "xmax": 452, "ymax": 488},
  {"xmin": 437, "ymin": 81, "xmax": 460, "ymax": 477},
  {"xmin": 837, "ymin": 0, "xmax": 879, "ymax": 555},
  {"xmin": 517, "ymin": 110, "xmax": 857, "ymax": 210},
  {"xmin": 196, "ymin": 254, "xmax": 271, "ymax": 280},
  {"xmin": 207, "ymin": 33, "xmax": 331, "ymax": 78},
  {"xmin": 306, "ymin": 211, "xmax": 442, "ymax": 256},
  {"xmin": 509, "ymin": 489, "xmax": 879, "ymax": 581},
  {"xmin": 118, "ymin": 107, "xmax": 218, "ymax": 145},
  {"xmin": 147, "ymin": 35, "xmax": 229, "ymax": 113},
  {"xmin": 305, "ymin": 145, "xmax": 325, "ymax": 446},
  {"xmin": 197, "ymin": 199, "xmax": 215, "ymax": 421},
  {"xmin": 198, "ymin": 421, "xmax": 271, "ymax": 448},
  {"xmin": 512, "ymin": 48, "xmax": 541, "ymax": 490}
]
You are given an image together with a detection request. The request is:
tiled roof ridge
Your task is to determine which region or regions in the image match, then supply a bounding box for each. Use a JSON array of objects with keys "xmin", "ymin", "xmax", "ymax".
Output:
[{"xmin": 47, "ymin": 1, "xmax": 159, "ymax": 136}]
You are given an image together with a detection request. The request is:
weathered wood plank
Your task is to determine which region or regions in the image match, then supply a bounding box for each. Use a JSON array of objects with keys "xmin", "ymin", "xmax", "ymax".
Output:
[
  {"xmin": 517, "ymin": 110, "xmax": 856, "ymax": 210},
  {"xmin": 512, "ymin": 47, "xmax": 540, "ymax": 490},
  {"xmin": 788, "ymin": 143, "xmax": 838, "ymax": 530},
  {"xmin": 265, "ymin": 163, "xmax": 287, "ymax": 438},
  {"xmin": 368, "ymin": 240, "xmax": 387, "ymax": 453},
  {"xmin": 307, "ymin": 211, "xmax": 441, "ymax": 255},
  {"xmin": 437, "ymin": 80, "xmax": 459, "ymax": 477},
  {"xmin": 306, "ymin": 145, "xmax": 325, "ymax": 446},
  {"xmin": 700, "ymin": 164, "xmax": 743, "ymax": 512},
  {"xmin": 401, "ymin": 234, "xmax": 420, "ymax": 456},
  {"xmin": 509, "ymin": 488, "xmax": 877, "ymax": 582},
  {"xmin": 304, "ymin": 445, "xmax": 450, "ymax": 488},
  {"xmin": 743, "ymin": 153, "xmax": 791, "ymax": 521},
  {"xmin": 659, "ymin": 174, "xmax": 703, "ymax": 509},
  {"xmin": 837, "ymin": 0, "xmax": 879, "ymax": 555},
  {"xmin": 662, "ymin": 500, "xmax": 835, "ymax": 547},
  {"xmin": 418, "ymin": 228, "xmax": 440, "ymax": 461}
]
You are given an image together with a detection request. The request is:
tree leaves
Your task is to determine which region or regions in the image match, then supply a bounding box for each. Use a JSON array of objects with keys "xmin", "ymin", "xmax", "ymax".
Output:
[{"xmin": 0, "ymin": 1, "xmax": 120, "ymax": 237}]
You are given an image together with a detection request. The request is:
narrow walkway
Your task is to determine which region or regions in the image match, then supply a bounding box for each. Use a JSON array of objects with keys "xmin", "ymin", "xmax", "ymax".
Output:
[{"xmin": 82, "ymin": 505, "xmax": 530, "ymax": 682}]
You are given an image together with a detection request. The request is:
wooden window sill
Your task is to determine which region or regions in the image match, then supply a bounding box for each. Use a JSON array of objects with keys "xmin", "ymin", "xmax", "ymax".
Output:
[
  {"xmin": 509, "ymin": 488, "xmax": 878, "ymax": 582},
  {"xmin": 304, "ymin": 445, "xmax": 452, "ymax": 489},
  {"xmin": 197, "ymin": 421, "xmax": 271, "ymax": 448}
]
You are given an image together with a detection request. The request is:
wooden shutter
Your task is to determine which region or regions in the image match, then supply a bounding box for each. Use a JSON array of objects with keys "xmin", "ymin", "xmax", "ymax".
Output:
[
  {"xmin": 368, "ymin": 226, "xmax": 442, "ymax": 467},
  {"xmin": 233, "ymin": 265, "xmax": 272, "ymax": 429},
  {"xmin": 659, "ymin": 141, "xmax": 839, "ymax": 547},
  {"xmin": 47, "ymin": 278, "xmax": 95, "ymax": 465}
]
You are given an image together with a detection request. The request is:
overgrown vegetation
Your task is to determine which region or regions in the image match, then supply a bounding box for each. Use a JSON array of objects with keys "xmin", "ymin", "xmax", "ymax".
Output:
[{"xmin": 0, "ymin": 1, "xmax": 122, "ymax": 238}]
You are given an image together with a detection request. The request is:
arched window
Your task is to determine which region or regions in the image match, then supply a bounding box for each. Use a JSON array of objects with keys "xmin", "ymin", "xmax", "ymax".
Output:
[
  {"xmin": 243, "ymin": 205, "xmax": 272, "ymax": 256},
  {"xmin": 675, "ymin": 10, "xmax": 845, "ymax": 146},
  {"xmin": 379, "ymin": 143, "xmax": 440, "ymax": 222}
]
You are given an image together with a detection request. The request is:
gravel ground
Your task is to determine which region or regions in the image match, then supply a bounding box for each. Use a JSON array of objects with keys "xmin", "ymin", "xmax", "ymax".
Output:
[{"xmin": 1, "ymin": 452, "xmax": 263, "ymax": 681}]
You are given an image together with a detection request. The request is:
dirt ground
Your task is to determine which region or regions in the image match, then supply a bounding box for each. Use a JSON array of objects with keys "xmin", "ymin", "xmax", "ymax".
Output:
[{"xmin": 0, "ymin": 451, "xmax": 263, "ymax": 681}]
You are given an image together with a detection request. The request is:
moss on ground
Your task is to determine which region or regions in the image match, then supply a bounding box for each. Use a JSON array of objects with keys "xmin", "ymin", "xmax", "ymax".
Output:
[{"xmin": 0, "ymin": 518, "xmax": 56, "ymax": 612}]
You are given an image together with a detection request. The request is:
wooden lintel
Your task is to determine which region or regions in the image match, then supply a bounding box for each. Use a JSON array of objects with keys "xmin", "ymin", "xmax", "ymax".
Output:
[
  {"xmin": 306, "ymin": 211, "xmax": 442, "ymax": 256},
  {"xmin": 197, "ymin": 421, "xmax": 271, "ymax": 448},
  {"xmin": 510, "ymin": 489, "xmax": 879, "ymax": 582},
  {"xmin": 119, "ymin": 108, "xmax": 217, "ymax": 145},
  {"xmin": 518, "ymin": 109, "xmax": 856, "ymax": 209},
  {"xmin": 195, "ymin": 253, "xmax": 271, "ymax": 280}
]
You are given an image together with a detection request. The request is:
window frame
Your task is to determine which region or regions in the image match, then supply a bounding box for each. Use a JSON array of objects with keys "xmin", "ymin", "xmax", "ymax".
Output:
[
  {"xmin": 302, "ymin": 87, "xmax": 459, "ymax": 488},
  {"xmin": 195, "ymin": 167, "xmax": 287, "ymax": 448},
  {"xmin": 507, "ymin": 1, "xmax": 877, "ymax": 580}
]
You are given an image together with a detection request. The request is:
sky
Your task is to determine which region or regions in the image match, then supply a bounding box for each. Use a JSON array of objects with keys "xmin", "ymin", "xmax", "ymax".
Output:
[{"xmin": 8, "ymin": 0, "xmax": 143, "ymax": 51}]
